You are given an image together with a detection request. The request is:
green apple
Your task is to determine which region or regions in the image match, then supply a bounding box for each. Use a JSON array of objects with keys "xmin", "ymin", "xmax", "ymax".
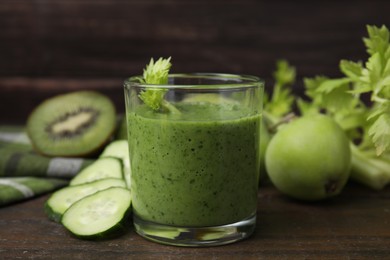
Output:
[
  {"xmin": 265, "ymin": 114, "xmax": 351, "ymax": 201},
  {"xmin": 259, "ymin": 119, "xmax": 271, "ymax": 182}
]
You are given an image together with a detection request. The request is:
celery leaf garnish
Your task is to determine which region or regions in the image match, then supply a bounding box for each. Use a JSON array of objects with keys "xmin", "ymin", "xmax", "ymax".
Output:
[
  {"xmin": 139, "ymin": 57, "xmax": 179, "ymax": 114},
  {"xmin": 142, "ymin": 57, "xmax": 171, "ymax": 85}
]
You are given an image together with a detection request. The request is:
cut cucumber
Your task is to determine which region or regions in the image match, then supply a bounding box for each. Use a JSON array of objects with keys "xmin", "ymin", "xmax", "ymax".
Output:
[
  {"xmin": 100, "ymin": 140, "xmax": 131, "ymax": 189},
  {"xmin": 45, "ymin": 178, "xmax": 126, "ymax": 222},
  {"xmin": 70, "ymin": 157, "xmax": 123, "ymax": 186},
  {"xmin": 61, "ymin": 187, "xmax": 131, "ymax": 239},
  {"xmin": 100, "ymin": 140, "xmax": 129, "ymax": 161}
]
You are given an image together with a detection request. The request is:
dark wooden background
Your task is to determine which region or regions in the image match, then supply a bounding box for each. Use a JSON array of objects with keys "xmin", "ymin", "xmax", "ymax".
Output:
[{"xmin": 1, "ymin": 0, "xmax": 390, "ymax": 123}]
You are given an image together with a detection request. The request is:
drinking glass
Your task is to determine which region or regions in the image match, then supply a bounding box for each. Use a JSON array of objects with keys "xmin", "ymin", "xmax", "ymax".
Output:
[{"xmin": 124, "ymin": 73, "xmax": 264, "ymax": 246}]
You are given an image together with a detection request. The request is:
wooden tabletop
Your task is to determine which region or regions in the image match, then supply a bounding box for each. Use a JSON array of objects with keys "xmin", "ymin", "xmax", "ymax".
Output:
[{"xmin": 1, "ymin": 181, "xmax": 389, "ymax": 259}]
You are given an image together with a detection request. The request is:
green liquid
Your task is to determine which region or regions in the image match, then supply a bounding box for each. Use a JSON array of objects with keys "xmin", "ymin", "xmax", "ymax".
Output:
[{"xmin": 128, "ymin": 102, "xmax": 260, "ymax": 227}]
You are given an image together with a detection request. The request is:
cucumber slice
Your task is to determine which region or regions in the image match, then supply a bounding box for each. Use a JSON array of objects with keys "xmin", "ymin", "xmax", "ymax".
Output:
[
  {"xmin": 100, "ymin": 140, "xmax": 131, "ymax": 188},
  {"xmin": 70, "ymin": 157, "xmax": 123, "ymax": 186},
  {"xmin": 45, "ymin": 178, "xmax": 126, "ymax": 222},
  {"xmin": 100, "ymin": 140, "xmax": 129, "ymax": 161},
  {"xmin": 61, "ymin": 187, "xmax": 131, "ymax": 239}
]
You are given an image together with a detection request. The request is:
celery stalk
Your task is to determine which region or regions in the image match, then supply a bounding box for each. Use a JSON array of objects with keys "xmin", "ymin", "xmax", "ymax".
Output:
[{"xmin": 350, "ymin": 143, "xmax": 390, "ymax": 190}]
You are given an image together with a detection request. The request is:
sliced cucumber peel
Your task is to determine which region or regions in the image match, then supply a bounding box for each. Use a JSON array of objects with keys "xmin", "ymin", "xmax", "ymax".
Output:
[
  {"xmin": 45, "ymin": 178, "xmax": 126, "ymax": 222},
  {"xmin": 61, "ymin": 187, "xmax": 132, "ymax": 240},
  {"xmin": 100, "ymin": 140, "xmax": 131, "ymax": 189},
  {"xmin": 70, "ymin": 157, "xmax": 123, "ymax": 186}
]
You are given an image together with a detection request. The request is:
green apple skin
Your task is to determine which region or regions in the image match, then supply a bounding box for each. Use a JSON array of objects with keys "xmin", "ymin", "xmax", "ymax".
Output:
[
  {"xmin": 259, "ymin": 119, "xmax": 271, "ymax": 182},
  {"xmin": 265, "ymin": 114, "xmax": 351, "ymax": 201}
]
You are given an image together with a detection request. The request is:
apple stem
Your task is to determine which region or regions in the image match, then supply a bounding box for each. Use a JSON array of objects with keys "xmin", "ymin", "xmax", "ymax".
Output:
[{"xmin": 268, "ymin": 112, "xmax": 296, "ymax": 133}]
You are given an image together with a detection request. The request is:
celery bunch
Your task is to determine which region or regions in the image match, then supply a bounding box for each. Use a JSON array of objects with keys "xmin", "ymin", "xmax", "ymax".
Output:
[{"xmin": 264, "ymin": 25, "xmax": 390, "ymax": 190}]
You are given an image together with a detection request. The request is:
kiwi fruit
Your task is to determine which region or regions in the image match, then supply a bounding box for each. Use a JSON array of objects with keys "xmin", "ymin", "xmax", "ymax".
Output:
[{"xmin": 27, "ymin": 91, "xmax": 116, "ymax": 157}]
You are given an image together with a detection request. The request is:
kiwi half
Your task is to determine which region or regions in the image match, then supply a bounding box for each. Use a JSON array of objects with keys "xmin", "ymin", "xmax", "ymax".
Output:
[{"xmin": 27, "ymin": 91, "xmax": 116, "ymax": 157}]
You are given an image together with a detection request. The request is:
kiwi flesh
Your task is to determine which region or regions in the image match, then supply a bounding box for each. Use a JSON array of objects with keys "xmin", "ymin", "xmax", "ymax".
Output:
[{"xmin": 27, "ymin": 91, "xmax": 116, "ymax": 157}]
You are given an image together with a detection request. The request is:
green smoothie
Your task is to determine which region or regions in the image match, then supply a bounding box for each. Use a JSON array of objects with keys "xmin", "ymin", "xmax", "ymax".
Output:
[{"xmin": 128, "ymin": 101, "xmax": 260, "ymax": 227}]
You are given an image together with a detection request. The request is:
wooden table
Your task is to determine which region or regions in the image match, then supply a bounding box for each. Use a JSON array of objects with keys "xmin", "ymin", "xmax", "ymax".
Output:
[{"xmin": 1, "ymin": 181, "xmax": 389, "ymax": 259}]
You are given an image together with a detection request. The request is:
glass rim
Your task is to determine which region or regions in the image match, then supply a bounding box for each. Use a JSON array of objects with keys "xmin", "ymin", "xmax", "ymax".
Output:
[{"xmin": 124, "ymin": 73, "xmax": 264, "ymax": 90}]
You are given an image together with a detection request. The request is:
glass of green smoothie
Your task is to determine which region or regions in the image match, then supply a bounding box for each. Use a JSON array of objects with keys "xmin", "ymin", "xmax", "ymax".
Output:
[{"xmin": 124, "ymin": 73, "xmax": 264, "ymax": 247}]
